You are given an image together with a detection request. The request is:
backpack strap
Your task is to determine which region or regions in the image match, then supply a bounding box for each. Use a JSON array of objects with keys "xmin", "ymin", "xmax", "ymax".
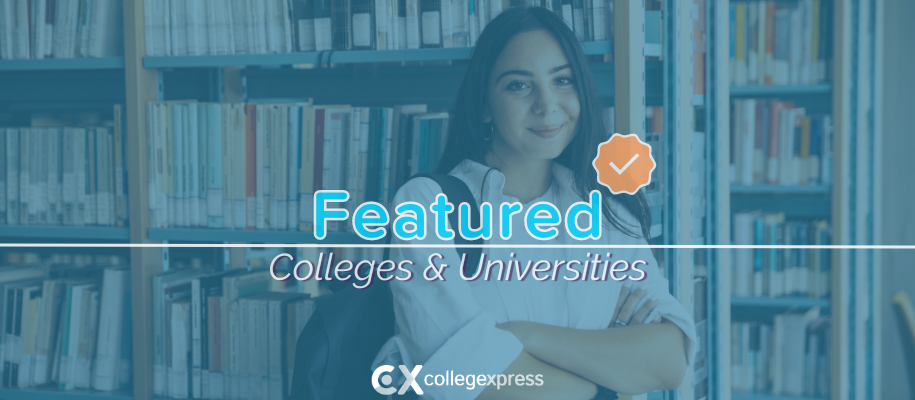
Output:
[{"xmin": 383, "ymin": 173, "xmax": 483, "ymax": 276}]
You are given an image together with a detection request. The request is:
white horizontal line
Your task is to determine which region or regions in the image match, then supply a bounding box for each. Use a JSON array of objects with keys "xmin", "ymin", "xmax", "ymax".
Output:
[{"xmin": 0, "ymin": 244, "xmax": 912, "ymax": 249}]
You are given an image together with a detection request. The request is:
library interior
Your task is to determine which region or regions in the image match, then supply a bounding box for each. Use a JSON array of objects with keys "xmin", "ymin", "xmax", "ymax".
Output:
[{"xmin": 0, "ymin": 1, "xmax": 913, "ymax": 400}]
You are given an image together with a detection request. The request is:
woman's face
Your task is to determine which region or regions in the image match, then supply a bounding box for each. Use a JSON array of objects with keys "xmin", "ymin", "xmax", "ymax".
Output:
[{"xmin": 485, "ymin": 29, "xmax": 581, "ymax": 162}]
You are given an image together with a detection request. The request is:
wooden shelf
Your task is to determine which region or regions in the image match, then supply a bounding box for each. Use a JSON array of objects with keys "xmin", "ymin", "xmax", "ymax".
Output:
[
  {"xmin": 0, "ymin": 387, "xmax": 132, "ymax": 400},
  {"xmin": 145, "ymin": 41, "xmax": 615, "ymax": 68},
  {"xmin": 730, "ymin": 185, "xmax": 831, "ymax": 195},
  {"xmin": 0, "ymin": 226, "xmax": 131, "ymax": 241},
  {"xmin": 0, "ymin": 57, "xmax": 124, "ymax": 71},
  {"xmin": 729, "ymin": 84, "xmax": 831, "ymax": 97},
  {"xmin": 731, "ymin": 296, "xmax": 830, "ymax": 310},
  {"xmin": 147, "ymin": 228, "xmax": 372, "ymax": 245},
  {"xmin": 732, "ymin": 394, "xmax": 827, "ymax": 400}
]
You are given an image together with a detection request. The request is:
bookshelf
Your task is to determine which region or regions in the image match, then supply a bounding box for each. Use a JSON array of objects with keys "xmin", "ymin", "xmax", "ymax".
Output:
[
  {"xmin": 0, "ymin": 0, "xmax": 883, "ymax": 400},
  {"xmin": 717, "ymin": 0, "xmax": 883, "ymax": 400}
]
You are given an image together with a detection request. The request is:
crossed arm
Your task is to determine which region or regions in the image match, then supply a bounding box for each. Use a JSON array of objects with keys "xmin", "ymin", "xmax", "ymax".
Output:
[{"xmin": 476, "ymin": 287, "xmax": 690, "ymax": 400}]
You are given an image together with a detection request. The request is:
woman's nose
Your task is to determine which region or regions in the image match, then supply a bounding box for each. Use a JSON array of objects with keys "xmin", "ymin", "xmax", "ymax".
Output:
[{"xmin": 531, "ymin": 88, "xmax": 560, "ymax": 116}]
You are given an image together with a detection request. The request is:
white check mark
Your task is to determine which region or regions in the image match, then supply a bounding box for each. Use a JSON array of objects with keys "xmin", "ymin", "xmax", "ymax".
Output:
[{"xmin": 609, "ymin": 154, "xmax": 639, "ymax": 175}]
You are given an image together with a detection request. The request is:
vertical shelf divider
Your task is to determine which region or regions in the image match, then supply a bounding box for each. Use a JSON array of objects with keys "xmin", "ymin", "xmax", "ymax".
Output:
[
  {"xmin": 614, "ymin": 1, "xmax": 646, "ymax": 400},
  {"xmin": 713, "ymin": 0, "xmax": 732, "ymax": 399},
  {"xmin": 670, "ymin": 0, "xmax": 696, "ymax": 398},
  {"xmin": 123, "ymin": 1, "xmax": 162, "ymax": 400},
  {"xmin": 831, "ymin": 0, "xmax": 853, "ymax": 399}
]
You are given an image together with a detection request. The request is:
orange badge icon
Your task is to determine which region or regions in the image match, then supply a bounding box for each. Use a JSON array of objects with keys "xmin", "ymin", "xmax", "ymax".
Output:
[{"xmin": 592, "ymin": 133, "xmax": 656, "ymax": 195}]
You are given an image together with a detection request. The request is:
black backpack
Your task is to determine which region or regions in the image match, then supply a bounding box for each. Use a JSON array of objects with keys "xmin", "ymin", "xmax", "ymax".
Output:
[{"xmin": 289, "ymin": 173, "xmax": 483, "ymax": 400}]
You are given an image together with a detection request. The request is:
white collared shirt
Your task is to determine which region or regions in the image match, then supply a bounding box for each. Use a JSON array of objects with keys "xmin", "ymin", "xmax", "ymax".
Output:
[{"xmin": 372, "ymin": 159, "xmax": 697, "ymax": 399}]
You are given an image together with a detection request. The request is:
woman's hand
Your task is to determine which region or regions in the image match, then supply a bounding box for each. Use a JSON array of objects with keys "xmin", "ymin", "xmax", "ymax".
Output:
[{"xmin": 609, "ymin": 283, "xmax": 661, "ymax": 328}]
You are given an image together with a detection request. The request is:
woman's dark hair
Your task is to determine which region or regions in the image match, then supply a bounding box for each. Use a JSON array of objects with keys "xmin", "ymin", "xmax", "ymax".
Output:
[{"xmin": 437, "ymin": 6, "xmax": 653, "ymax": 240}]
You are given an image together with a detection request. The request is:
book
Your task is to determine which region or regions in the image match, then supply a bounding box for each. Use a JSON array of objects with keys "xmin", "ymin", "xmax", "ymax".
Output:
[
  {"xmin": 730, "ymin": 0, "xmax": 831, "ymax": 86},
  {"xmin": 152, "ymin": 269, "xmax": 207, "ymax": 397},
  {"xmin": 91, "ymin": 268, "xmax": 130, "ymax": 391},
  {"xmin": 420, "ymin": 0, "xmax": 442, "ymax": 48},
  {"xmin": 352, "ymin": 0, "xmax": 376, "ymax": 50},
  {"xmin": 294, "ymin": 0, "xmax": 317, "ymax": 51}
]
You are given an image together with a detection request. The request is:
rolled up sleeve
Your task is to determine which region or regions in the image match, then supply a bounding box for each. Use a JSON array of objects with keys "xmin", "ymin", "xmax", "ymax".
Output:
[
  {"xmin": 387, "ymin": 178, "xmax": 524, "ymax": 400},
  {"xmin": 626, "ymin": 245, "xmax": 699, "ymax": 366}
]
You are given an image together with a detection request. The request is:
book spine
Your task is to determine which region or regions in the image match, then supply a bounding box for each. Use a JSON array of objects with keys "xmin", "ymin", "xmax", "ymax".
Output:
[
  {"xmin": 314, "ymin": 0, "xmax": 332, "ymax": 51},
  {"xmin": 207, "ymin": 296, "xmax": 223, "ymax": 399},
  {"xmin": 440, "ymin": 0, "xmax": 452, "ymax": 48},
  {"xmin": 19, "ymin": 128, "xmax": 29, "ymax": 226},
  {"xmin": 92, "ymin": 269, "xmax": 126, "ymax": 391},
  {"xmin": 168, "ymin": 302, "xmax": 190, "ymax": 399},
  {"xmin": 228, "ymin": 300, "xmax": 239, "ymax": 399},
  {"xmin": 374, "ymin": 0, "xmax": 388, "ymax": 49},
  {"xmin": 245, "ymin": 104, "xmax": 257, "ymax": 230},
  {"xmin": 114, "ymin": 105, "xmax": 127, "ymax": 227},
  {"xmin": 6, "ymin": 288, "xmax": 21, "ymax": 388},
  {"xmin": 191, "ymin": 279, "xmax": 202, "ymax": 398},
  {"xmin": 297, "ymin": 0, "xmax": 316, "ymax": 51},
  {"xmin": 267, "ymin": 300, "xmax": 282, "ymax": 400},
  {"xmin": 220, "ymin": 104, "xmax": 233, "ymax": 229},
  {"xmin": 152, "ymin": 277, "xmax": 165, "ymax": 396},
  {"xmin": 330, "ymin": 0, "xmax": 352, "ymax": 50},
  {"xmin": 147, "ymin": 103, "xmax": 158, "ymax": 227},
  {"xmin": 256, "ymin": 105, "xmax": 268, "ymax": 230},
  {"xmin": 183, "ymin": 105, "xmax": 200, "ymax": 228},
  {"xmin": 234, "ymin": 105, "xmax": 247, "ymax": 230},
  {"xmin": 0, "ymin": 130, "xmax": 5, "ymax": 224},
  {"xmin": 5, "ymin": 130, "xmax": 18, "ymax": 225},
  {"xmin": 47, "ymin": 128, "xmax": 60, "ymax": 225},
  {"xmin": 287, "ymin": 106, "xmax": 299, "ymax": 230},
  {"xmin": 351, "ymin": 0, "xmax": 375, "ymax": 50},
  {"xmin": 98, "ymin": 128, "xmax": 112, "ymax": 226},
  {"xmin": 208, "ymin": 103, "xmax": 224, "ymax": 228},
  {"xmin": 197, "ymin": 104, "xmax": 209, "ymax": 229},
  {"xmin": 420, "ymin": 0, "xmax": 441, "ymax": 48},
  {"xmin": 382, "ymin": 109, "xmax": 394, "ymax": 205},
  {"xmin": 405, "ymin": 0, "xmax": 420, "ymax": 48},
  {"xmin": 84, "ymin": 128, "xmax": 100, "ymax": 226}
]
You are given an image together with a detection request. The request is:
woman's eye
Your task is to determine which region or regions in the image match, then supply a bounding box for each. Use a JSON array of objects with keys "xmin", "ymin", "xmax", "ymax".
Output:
[
  {"xmin": 556, "ymin": 76, "xmax": 575, "ymax": 86},
  {"xmin": 507, "ymin": 81, "xmax": 529, "ymax": 91}
]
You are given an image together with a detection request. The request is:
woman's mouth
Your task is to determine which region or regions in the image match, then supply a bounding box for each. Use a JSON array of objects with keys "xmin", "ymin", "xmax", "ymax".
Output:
[{"xmin": 528, "ymin": 124, "xmax": 564, "ymax": 139}]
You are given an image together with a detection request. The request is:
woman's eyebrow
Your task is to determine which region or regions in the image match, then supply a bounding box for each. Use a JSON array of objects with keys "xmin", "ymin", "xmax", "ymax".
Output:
[
  {"xmin": 549, "ymin": 64, "xmax": 571, "ymax": 73},
  {"xmin": 495, "ymin": 64, "xmax": 572, "ymax": 83},
  {"xmin": 495, "ymin": 69, "xmax": 533, "ymax": 83}
]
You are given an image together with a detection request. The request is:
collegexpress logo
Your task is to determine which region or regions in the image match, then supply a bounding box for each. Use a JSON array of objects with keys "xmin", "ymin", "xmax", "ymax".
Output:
[
  {"xmin": 372, "ymin": 365, "xmax": 545, "ymax": 395},
  {"xmin": 373, "ymin": 365, "xmax": 424, "ymax": 395}
]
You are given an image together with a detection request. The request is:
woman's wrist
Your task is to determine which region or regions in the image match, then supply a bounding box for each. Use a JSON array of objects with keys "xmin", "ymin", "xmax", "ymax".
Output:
[{"xmin": 496, "ymin": 321, "xmax": 540, "ymax": 349}]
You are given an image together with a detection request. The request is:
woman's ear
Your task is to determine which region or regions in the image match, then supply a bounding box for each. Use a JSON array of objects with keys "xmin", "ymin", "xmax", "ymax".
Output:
[{"xmin": 482, "ymin": 107, "xmax": 492, "ymax": 124}]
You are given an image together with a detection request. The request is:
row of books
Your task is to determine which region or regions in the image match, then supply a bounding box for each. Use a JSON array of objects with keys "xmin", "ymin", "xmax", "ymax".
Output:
[
  {"xmin": 730, "ymin": 310, "xmax": 830, "ymax": 398},
  {"xmin": 153, "ymin": 265, "xmax": 316, "ymax": 400},
  {"xmin": 729, "ymin": 0, "xmax": 832, "ymax": 87},
  {"xmin": 732, "ymin": 213, "xmax": 830, "ymax": 299},
  {"xmin": 146, "ymin": 101, "xmax": 617, "ymax": 232},
  {"xmin": 0, "ymin": 253, "xmax": 132, "ymax": 392},
  {"xmin": 0, "ymin": 118, "xmax": 130, "ymax": 227},
  {"xmin": 146, "ymin": 101, "xmax": 428, "ymax": 231},
  {"xmin": 0, "ymin": 0, "xmax": 124, "ymax": 60},
  {"xmin": 729, "ymin": 99, "xmax": 832, "ymax": 187},
  {"xmin": 143, "ymin": 0, "xmax": 615, "ymax": 57}
]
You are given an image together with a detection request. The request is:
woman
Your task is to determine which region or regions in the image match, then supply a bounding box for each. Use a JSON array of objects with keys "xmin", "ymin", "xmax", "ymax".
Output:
[{"xmin": 373, "ymin": 7, "xmax": 696, "ymax": 400}]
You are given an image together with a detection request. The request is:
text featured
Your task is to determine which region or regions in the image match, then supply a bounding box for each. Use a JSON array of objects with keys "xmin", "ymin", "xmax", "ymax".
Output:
[{"xmin": 313, "ymin": 190, "xmax": 607, "ymax": 241}]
